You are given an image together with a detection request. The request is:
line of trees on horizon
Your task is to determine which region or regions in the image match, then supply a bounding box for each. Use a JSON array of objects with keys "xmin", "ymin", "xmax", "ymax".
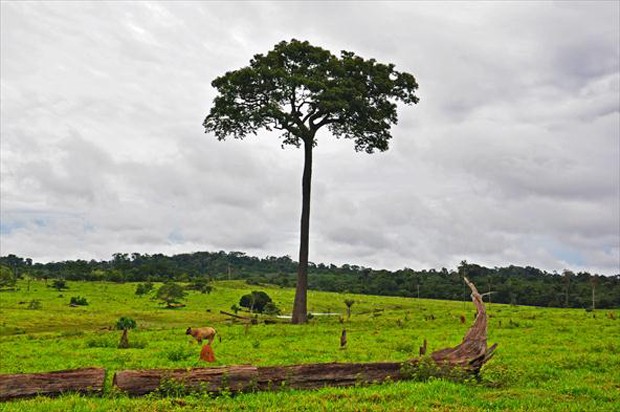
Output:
[{"xmin": 1, "ymin": 251, "xmax": 618, "ymax": 309}]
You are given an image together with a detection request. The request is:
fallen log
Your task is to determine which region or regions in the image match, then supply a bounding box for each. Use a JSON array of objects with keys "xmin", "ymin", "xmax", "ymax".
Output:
[
  {"xmin": 113, "ymin": 362, "xmax": 408, "ymax": 395},
  {"xmin": 0, "ymin": 367, "xmax": 105, "ymax": 401},
  {"xmin": 114, "ymin": 277, "xmax": 497, "ymax": 396},
  {"xmin": 220, "ymin": 310, "xmax": 258, "ymax": 324}
]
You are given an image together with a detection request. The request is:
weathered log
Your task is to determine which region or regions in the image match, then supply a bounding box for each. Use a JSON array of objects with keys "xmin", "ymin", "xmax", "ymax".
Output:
[
  {"xmin": 0, "ymin": 367, "xmax": 105, "ymax": 401},
  {"xmin": 430, "ymin": 277, "xmax": 497, "ymax": 371},
  {"xmin": 114, "ymin": 278, "xmax": 497, "ymax": 396},
  {"xmin": 220, "ymin": 310, "xmax": 258, "ymax": 324},
  {"xmin": 113, "ymin": 361, "xmax": 410, "ymax": 395}
]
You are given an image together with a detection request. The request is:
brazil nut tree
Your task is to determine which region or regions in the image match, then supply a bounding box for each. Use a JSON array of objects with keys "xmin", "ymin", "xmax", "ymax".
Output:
[{"xmin": 204, "ymin": 39, "xmax": 419, "ymax": 323}]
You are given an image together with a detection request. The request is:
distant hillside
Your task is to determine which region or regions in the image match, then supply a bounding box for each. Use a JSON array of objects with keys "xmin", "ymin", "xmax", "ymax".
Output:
[{"xmin": 1, "ymin": 251, "xmax": 618, "ymax": 309}]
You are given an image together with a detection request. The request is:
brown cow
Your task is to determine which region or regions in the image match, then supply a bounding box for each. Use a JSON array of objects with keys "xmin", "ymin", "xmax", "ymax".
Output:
[{"xmin": 185, "ymin": 326, "xmax": 221, "ymax": 345}]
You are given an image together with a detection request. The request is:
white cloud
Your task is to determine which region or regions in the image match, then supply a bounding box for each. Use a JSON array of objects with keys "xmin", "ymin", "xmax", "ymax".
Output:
[{"xmin": 1, "ymin": 1, "xmax": 618, "ymax": 275}]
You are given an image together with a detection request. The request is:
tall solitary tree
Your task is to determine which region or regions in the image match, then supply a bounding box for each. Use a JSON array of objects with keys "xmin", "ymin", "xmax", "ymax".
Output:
[{"xmin": 204, "ymin": 39, "xmax": 419, "ymax": 323}]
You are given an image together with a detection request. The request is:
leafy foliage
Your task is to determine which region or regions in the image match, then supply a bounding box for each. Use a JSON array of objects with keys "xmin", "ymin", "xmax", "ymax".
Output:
[
  {"xmin": 155, "ymin": 282, "xmax": 187, "ymax": 308},
  {"xmin": 115, "ymin": 316, "xmax": 137, "ymax": 331},
  {"xmin": 0, "ymin": 265, "xmax": 17, "ymax": 290},
  {"xmin": 135, "ymin": 282, "xmax": 154, "ymax": 296},
  {"xmin": 51, "ymin": 279, "xmax": 68, "ymax": 291},
  {"xmin": 69, "ymin": 296, "xmax": 88, "ymax": 306},
  {"xmin": 203, "ymin": 39, "xmax": 419, "ymax": 152},
  {"xmin": 262, "ymin": 301, "xmax": 282, "ymax": 316},
  {"xmin": 186, "ymin": 278, "xmax": 213, "ymax": 294},
  {"xmin": 239, "ymin": 290, "xmax": 273, "ymax": 313}
]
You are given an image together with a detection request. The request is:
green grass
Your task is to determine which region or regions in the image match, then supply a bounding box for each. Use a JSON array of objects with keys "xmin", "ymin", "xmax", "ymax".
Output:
[{"xmin": 0, "ymin": 280, "xmax": 618, "ymax": 411}]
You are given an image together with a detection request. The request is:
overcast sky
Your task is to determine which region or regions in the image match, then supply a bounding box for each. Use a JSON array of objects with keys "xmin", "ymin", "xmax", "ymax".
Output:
[{"xmin": 1, "ymin": 1, "xmax": 619, "ymax": 275}]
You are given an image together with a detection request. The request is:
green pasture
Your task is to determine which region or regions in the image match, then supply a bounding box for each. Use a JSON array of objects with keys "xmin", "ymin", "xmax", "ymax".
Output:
[{"xmin": 0, "ymin": 280, "xmax": 618, "ymax": 411}]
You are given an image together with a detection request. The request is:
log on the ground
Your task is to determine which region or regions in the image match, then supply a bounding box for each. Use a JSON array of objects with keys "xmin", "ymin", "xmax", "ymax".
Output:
[
  {"xmin": 220, "ymin": 310, "xmax": 258, "ymax": 324},
  {"xmin": 113, "ymin": 361, "xmax": 409, "ymax": 396},
  {"xmin": 0, "ymin": 367, "xmax": 105, "ymax": 401}
]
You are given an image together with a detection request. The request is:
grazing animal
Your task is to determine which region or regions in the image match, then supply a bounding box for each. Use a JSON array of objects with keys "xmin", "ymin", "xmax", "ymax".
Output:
[{"xmin": 186, "ymin": 326, "xmax": 221, "ymax": 345}]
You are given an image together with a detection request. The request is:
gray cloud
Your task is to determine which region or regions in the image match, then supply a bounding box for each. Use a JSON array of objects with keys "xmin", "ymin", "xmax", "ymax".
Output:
[{"xmin": 1, "ymin": 1, "xmax": 618, "ymax": 275}]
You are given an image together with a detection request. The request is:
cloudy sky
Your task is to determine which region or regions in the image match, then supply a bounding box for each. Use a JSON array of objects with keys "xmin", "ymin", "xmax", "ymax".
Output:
[{"xmin": 1, "ymin": 1, "xmax": 619, "ymax": 275}]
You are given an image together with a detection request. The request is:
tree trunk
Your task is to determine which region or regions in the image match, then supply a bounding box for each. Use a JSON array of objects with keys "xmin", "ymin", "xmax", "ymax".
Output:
[
  {"xmin": 292, "ymin": 137, "xmax": 313, "ymax": 324},
  {"xmin": 119, "ymin": 329, "xmax": 129, "ymax": 348},
  {"xmin": 113, "ymin": 362, "xmax": 406, "ymax": 396},
  {"xmin": 0, "ymin": 368, "xmax": 105, "ymax": 401}
]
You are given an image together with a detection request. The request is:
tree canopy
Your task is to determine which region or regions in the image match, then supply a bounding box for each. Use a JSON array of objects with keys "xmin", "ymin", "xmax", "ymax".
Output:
[{"xmin": 204, "ymin": 39, "xmax": 418, "ymax": 152}]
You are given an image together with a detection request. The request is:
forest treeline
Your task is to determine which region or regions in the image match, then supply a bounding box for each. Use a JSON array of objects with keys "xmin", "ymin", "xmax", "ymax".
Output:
[{"xmin": 1, "ymin": 251, "xmax": 618, "ymax": 309}]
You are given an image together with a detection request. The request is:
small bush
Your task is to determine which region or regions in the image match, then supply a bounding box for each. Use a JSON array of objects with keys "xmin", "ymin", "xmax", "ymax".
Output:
[
  {"xmin": 135, "ymin": 282, "xmax": 154, "ymax": 296},
  {"xmin": 400, "ymin": 358, "xmax": 471, "ymax": 383},
  {"xmin": 263, "ymin": 302, "xmax": 281, "ymax": 316},
  {"xmin": 239, "ymin": 290, "xmax": 273, "ymax": 313},
  {"xmin": 395, "ymin": 342, "xmax": 415, "ymax": 353},
  {"xmin": 166, "ymin": 346, "xmax": 193, "ymax": 362},
  {"xmin": 69, "ymin": 296, "xmax": 89, "ymax": 306},
  {"xmin": 86, "ymin": 336, "xmax": 117, "ymax": 348},
  {"xmin": 27, "ymin": 299, "xmax": 42, "ymax": 310}
]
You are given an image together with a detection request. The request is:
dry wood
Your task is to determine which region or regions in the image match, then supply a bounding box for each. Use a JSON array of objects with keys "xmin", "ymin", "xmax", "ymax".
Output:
[
  {"xmin": 430, "ymin": 277, "xmax": 497, "ymax": 370},
  {"xmin": 113, "ymin": 362, "xmax": 409, "ymax": 395},
  {"xmin": 220, "ymin": 310, "xmax": 258, "ymax": 324},
  {"xmin": 0, "ymin": 367, "xmax": 105, "ymax": 401}
]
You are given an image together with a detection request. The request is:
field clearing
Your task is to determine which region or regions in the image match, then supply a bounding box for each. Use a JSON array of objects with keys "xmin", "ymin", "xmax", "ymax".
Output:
[{"xmin": 0, "ymin": 279, "xmax": 618, "ymax": 411}]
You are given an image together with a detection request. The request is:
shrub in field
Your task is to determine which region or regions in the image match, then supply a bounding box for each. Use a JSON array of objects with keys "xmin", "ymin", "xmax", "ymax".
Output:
[
  {"xmin": 135, "ymin": 282, "xmax": 154, "ymax": 297},
  {"xmin": 155, "ymin": 282, "xmax": 187, "ymax": 308},
  {"xmin": 27, "ymin": 299, "xmax": 42, "ymax": 310},
  {"xmin": 263, "ymin": 301, "xmax": 282, "ymax": 316},
  {"xmin": 400, "ymin": 357, "xmax": 471, "ymax": 383},
  {"xmin": 69, "ymin": 296, "xmax": 89, "ymax": 306},
  {"xmin": 153, "ymin": 377, "xmax": 191, "ymax": 397},
  {"xmin": 166, "ymin": 345, "xmax": 193, "ymax": 361},
  {"xmin": 239, "ymin": 290, "xmax": 273, "ymax": 313},
  {"xmin": 186, "ymin": 278, "xmax": 213, "ymax": 294},
  {"xmin": 0, "ymin": 265, "xmax": 17, "ymax": 290},
  {"xmin": 115, "ymin": 316, "xmax": 137, "ymax": 349},
  {"xmin": 51, "ymin": 279, "xmax": 68, "ymax": 291}
]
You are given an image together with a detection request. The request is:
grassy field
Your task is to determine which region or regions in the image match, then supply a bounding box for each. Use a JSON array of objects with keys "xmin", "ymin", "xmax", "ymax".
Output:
[{"xmin": 0, "ymin": 279, "xmax": 618, "ymax": 411}]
